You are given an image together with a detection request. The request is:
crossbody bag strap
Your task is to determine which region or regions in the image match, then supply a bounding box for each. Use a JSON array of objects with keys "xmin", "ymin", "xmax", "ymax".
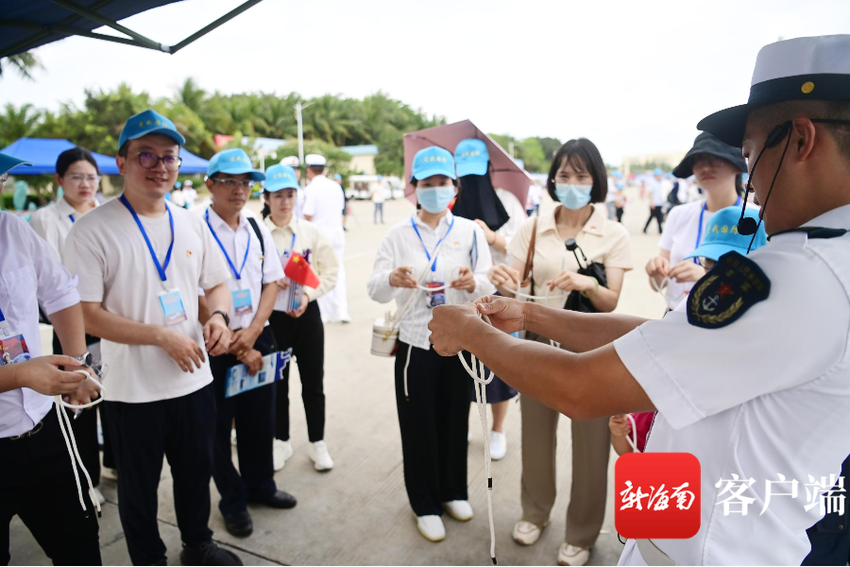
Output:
[
  {"xmin": 247, "ymin": 217, "xmax": 265, "ymax": 286},
  {"xmin": 521, "ymin": 217, "xmax": 538, "ymax": 287}
]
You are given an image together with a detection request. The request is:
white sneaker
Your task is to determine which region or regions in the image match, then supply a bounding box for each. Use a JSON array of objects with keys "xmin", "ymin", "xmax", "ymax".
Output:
[
  {"xmin": 558, "ymin": 543, "xmax": 590, "ymax": 566},
  {"xmin": 309, "ymin": 440, "xmax": 334, "ymax": 471},
  {"xmin": 230, "ymin": 428, "xmax": 237, "ymax": 447},
  {"xmin": 273, "ymin": 439, "xmax": 293, "ymax": 472},
  {"xmin": 416, "ymin": 515, "xmax": 446, "ymax": 542},
  {"xmin": 442, "ymin": 500, "xmax": 473, "ymax": 521},
  {"xmin": 93, "ymin": 488, "xmax": 106, "ymax": 506},
  {"xmin": 101, "ymin": 467, "xmax": 118, "ymax": 481},
  {"xmin": 489, "ymin": 431, "xmax": 507, "ymax": 460},
  {"xmin": 512, "ymin": 520, "xmax": 548, "ymax": 546}
]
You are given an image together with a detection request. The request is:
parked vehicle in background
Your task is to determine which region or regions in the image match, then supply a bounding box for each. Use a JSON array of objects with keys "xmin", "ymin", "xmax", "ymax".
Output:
[{"xmin": 347, "ymin": 175, "xmax": 404, "ymax": 200}]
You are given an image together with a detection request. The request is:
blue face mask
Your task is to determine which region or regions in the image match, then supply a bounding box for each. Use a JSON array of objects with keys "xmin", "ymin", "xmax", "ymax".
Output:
[
  {"xmin": 416, "ymin": 185, "xmax": 455, "ymax": 213},
  {"xmin": 555, "ymin": 183, "xmax": 592, "ymax": 210}
]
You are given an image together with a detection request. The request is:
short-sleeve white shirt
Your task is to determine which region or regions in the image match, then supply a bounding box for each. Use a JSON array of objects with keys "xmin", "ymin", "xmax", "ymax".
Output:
[
  {"xmin": 29, "ymin": 197, "xmax": 97, "ymax": 261},
  {"xmin": 63, "ymin": 197, "xmax": 230, "ymax": 404},
  {"xmin": 203, "ymin": 207, "xmax": 285, "ymax": 331},
  {"xmin": 614, "ymin": 204, "xmax": 850, "ymax": 565},
  {"xmin": 0, "ymin": 213, "xmax": 81, "ymax": 438},
  {"xmin": 303, "ymin": 175, "xmax": 345, "ymax": 236}
]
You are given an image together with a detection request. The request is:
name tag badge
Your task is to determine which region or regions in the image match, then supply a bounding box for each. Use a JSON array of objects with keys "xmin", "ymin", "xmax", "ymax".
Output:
[
  {"xmin": 233, "ymin": 288, "xmax": 254, "ymax": 315},
  {"xmin": 0, "ymin": 333, "xmax": 31, "ymax": 366},
  {"xmin": 159, "ymin": 289, "xmax": 188, "ymax": 326},
  {"xmin": 424, "ymin": 281, "xmax": 446, "ymax": 309}
]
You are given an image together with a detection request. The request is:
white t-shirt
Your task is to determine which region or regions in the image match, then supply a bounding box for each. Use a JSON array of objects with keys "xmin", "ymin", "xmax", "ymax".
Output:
[
  {"xmin": 492, "ymin": 188, "xmax": 528, "ymax": 266},
  {"xmin": 647, "ymin": 179, "xmax": 665, "ymax": 207},
  {"xmin": 63, "ymin": 197, "xmax": 230, "ymax": 404},
  {"xmin": 303, "ymin": 175, "xmax": 345, "ymax": 237},
  {"xmin": 614, "ymin": 204, "xmax": 850, "ymax": 565},
  {"xmin": 372, "ymin": 182, "xmax": 386, "ymax": 204}
]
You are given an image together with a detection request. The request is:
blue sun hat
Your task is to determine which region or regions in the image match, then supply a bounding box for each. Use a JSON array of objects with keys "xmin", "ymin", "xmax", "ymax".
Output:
[
  {"xmin": 264, "ymin": 164, "xmax": 299, "ymax": 192},
  {"xmin": 0, "ymin": 152, "xmax": 32, "ymax": 176},
  {"xmin": 119, "ymin": 109, "xmax": 185, "ymax": 150},
  {"xmin": 411, "ymin": 146, "xmax": 456, "ymax": 180},
  {"xmin": 454, "ymin": 138, "xmax": 489, "ymax": 177},
  {"xmin": 208, "ymin": 148, "xmax": 265, "ymax": 182},
  {"xmin": 686, "ymin": 206, "xmax": 767, "ymax": 261}
]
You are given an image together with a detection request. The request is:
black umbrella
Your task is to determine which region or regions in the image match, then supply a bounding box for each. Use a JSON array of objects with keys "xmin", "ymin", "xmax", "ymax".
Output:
[{"xmin": 563, "ymin": 239, "xmax": 608, "ymax": 313}]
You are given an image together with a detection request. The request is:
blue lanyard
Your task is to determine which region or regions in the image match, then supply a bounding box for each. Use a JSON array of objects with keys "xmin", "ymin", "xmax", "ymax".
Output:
[
  {"xmin": 68, "ymin": 214, "xmax": 75, "ymax": 224},
  {"xmin": 693, "ymin": 197, "xmax": 742, "ymax": 264},
  {"xmin": 287, "ymin": 233, "xmax": 297, "ymax": 257},
  {"xmin": 410, "ymin": 214, "xmax": 455, "ymax": 272},
  {"xmin": 120, "ymin": 194, "xmax": 175, "ymax": 282},
  {"xmin": 206, "ymin": 209, "xmax": 251, "ymax": 281}
]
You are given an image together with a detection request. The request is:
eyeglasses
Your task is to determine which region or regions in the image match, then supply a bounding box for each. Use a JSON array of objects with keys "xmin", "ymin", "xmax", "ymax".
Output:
[
  {"xmin": 137, "ymin": 152, "xmax": 182, "ymax": 171},
  {"xmin": 210, "ymin": 177, "xmax": 255, "ymax": 190},
  {"xmin": 64, "ymin": 174, "xmax": 101, "ymax": 185}
]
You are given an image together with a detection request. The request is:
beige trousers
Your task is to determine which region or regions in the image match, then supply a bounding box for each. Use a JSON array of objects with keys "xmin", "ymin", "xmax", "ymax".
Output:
[{"xmin": 519, "ymin": 334, "xmax": 611, "ymax": 548}]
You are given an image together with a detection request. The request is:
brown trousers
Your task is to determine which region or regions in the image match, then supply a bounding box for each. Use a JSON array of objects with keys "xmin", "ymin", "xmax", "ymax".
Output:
[{"xmin": 519, "ymin": 335, "xmax": 611, "ymax": 548}]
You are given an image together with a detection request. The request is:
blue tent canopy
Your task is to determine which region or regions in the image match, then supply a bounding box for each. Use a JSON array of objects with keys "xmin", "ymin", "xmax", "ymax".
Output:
[
  {"xmin": 1, "ymin": 138, "xmax": 119, "ymax": 175},
  {"xmin": 1, "ymin": 0, "xmax": 262, "ymax": 59},
  {"xmin": 0, "ymin": 137, "xmax": 209, "ymax": 175}
]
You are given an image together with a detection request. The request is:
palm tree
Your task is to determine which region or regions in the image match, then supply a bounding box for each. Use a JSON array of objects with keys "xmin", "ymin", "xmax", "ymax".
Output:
[
  {"xmin": 175, "ymin": 78, "xmax": 207, "ymax": 114},
  {"xmin": 0, "ymin": 52, "xmax": 43, "ymax": 80},
  {"xmin": 303, "ymin": 94, "xmax": 367, "ymax": 147},
  {"xmin": 0, "ymin": 103, "xmax": 42, "ymax": 147}
]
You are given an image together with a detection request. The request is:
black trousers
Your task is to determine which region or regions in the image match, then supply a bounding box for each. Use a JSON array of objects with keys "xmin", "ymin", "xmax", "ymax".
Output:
[
  {"xmin": 52, "ymin": 331, "xmax": 113, "ymax": 481},
  {"xmin": 615, "ymin": 206, "xmax": 625, "ymax": 223},
  {"xmin": 644, "ymin": 205, "xmax": 664, "ymax": 233},
  {"xmin": 270, "ymin": 304, "xmax": 326, "ymax": 443},
  {"xmin": 803, "ymin": 454, "xmax": 850, "ymax": 565},
  {"xmin": 210, "ymin": 327, "xmax": 277, "ymax": 516},
  {"xmin": 1, "ymin": 409, "xmax": 101, "ymax": 566},
  {"xmin": 105, "ymin": 384, "xmax": 215, "ymax": 566},
  {"xmin": 394, "ymin": 341, "xmax": 472, "ymax": 516}
]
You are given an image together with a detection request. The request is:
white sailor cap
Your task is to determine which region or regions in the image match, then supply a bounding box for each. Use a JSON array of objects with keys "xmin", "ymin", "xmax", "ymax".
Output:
[
  {"xmin": 305, "ymin": 154, "xmax": 327, "ymax": 167},
  {"xmin": 698, "ymin": 34, "xmax": 850, "ymax": 147},
  {"xmin": 280, "ymin": 155, "xmax": 300, "ymax": 167}
]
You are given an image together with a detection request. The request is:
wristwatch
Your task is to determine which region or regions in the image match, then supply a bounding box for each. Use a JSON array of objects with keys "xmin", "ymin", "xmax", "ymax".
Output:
[
  {"xmin": 211, "ymin": 310, "xmax": 230, "ymax": 326},
  {"xmin": 70, "ymin": 352, "xmax": 92, "ymax": 367}
]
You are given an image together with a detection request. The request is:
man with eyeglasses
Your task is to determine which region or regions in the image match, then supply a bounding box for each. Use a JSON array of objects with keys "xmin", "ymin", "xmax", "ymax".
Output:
[
  {"xmin": 64, "ymin": 109, "xmax": 240, "ymax": 566},
  {"xmin": 201, "ymin": 149, "xmax": 296, "ymax": 538}
]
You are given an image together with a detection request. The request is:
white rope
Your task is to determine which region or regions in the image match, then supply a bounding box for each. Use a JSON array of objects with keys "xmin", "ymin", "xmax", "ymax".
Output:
[
  {"xmin": 625, "ymin": 413, "xmax": 639, "ymax": 453},
  {"xmin": 650, "ymin": 275, "xmax": 676, "ymax": 310},
  {"xmin": 502, "ymin": 274, "xmax": 567, "ymax": 303},
  {"xmin": 456, "ymin": 313, "xmax": 497, "ymax": 565},
  {"xmin": 53, "ymin": 369, "xmax": 105, "ymax": 516}
]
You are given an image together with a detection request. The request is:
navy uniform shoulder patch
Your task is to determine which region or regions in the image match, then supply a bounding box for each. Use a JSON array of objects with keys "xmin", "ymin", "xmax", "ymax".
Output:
[{"xmin": 687, "ymin": 251, "xmax": 771, "ymax": 329}]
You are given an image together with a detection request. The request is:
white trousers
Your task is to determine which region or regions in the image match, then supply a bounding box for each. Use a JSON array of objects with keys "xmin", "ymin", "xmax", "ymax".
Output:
[{"xmin": 317, "ymin": 235, "xmax": 349, "ymax": 323}]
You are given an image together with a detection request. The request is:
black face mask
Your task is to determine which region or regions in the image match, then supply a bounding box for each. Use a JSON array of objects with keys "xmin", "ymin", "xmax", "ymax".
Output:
[{"xmin": 737, "ymin": 118, "xmax": 850, "ymax": 251}]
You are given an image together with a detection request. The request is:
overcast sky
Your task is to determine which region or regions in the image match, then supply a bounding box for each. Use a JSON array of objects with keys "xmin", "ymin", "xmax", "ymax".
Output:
[{"xmin": 1, "ymin": 0, "xmax": 848, "ymax": 163}]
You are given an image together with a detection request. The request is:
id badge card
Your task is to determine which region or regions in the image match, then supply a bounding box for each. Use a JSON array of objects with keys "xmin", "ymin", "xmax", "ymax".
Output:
[
  {"xmin": 424, "ymin": 281, "xmax": 446, "ymax": 309},
  {"xmin": 233, "ymin": 288, "xmax": 253, "ymax": 316},
  {"xmin": 0, "ymin": 331, "xmax": 31, "ymax": 366},
  {"xmin": 159, "ymin": 289, "xmax": 188, "ymax": 326}
]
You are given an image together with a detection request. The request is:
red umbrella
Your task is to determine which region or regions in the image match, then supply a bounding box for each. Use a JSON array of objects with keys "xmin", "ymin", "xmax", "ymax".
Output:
[{"xmin": 403, "ymin": 119, "xmax": 532, "ymax": 206}]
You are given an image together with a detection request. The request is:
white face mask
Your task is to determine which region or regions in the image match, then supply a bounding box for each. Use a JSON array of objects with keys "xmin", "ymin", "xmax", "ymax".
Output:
[{"xmin": 554, "ymin": 183, "xmax": 593, "ymax": 210}]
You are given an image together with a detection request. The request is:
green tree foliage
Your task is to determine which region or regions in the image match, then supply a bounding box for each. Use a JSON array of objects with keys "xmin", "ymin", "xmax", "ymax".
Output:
[{"xmin": 0, "ymin": 52, "xmax": 43, "ymax": 80}]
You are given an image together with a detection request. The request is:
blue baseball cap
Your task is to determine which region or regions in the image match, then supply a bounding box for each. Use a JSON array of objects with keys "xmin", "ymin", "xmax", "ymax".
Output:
[
  {"xmin": 208, "ymin": 148, "xmax": 265, "ymax": 182},
  {"xmin": 264, "ymin": 164, "xmax": 299, "ymax": 192},
  {"xmin": 118, "ymin": 109, "xmax": 186, "ymax": 151},
  {"xmin": 412, "ymin": 146, "xmax": 456, "ymax": 181},
  {"xmin": 454, "ymin": 139, "xmax": 489, "ymax": 177},
  {"xmin": 686, "ymin": 206, "xmax": 767, "ymax": 261},
  {"xmin": 653, "ymin": 168, "xmax": 664, "ymax": 176},
  {"xmin": 0, "ymin": 152, "xmax": 32, "ymax": 176}
]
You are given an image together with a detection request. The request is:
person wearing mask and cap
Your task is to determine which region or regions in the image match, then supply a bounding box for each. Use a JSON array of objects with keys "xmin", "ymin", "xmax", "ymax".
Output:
[
  {"xmin": 30, "ymin": 146, "xmax": 109, "ymax": 504},
  {"xmin": 450, "ymin": 138, "xmax": 526, "ymax": 460},
  {"xmin": 367, "ymin": 146, "xmax": 494, "ymax": 543},
  {"xmin": 645, "ymin": 132, "xmax": 749, "ymax": 311},
  {"xmin": 642, "ymin": 168, "xmax": 666, "ymax": 234},
  {"xmin": 303, "ymin": 154, "xmax": 350, "ymax": 323},
  {"xmin": 64, "ymin": 109, "xmax": 240, "ymax": 566},
  {"xmin": 0, "ymin": 152, "xmax": 103, "ymax": 566},
  {"xmin": 261, "ymin": 164, "xmax": 339, "ymax": 473},
  {"xmin": 200, "ymin": 149, "xmax": 296, "ymax": 539},
  {"xmin": 428, "ymin": 34, "xmax": 850, "ymax": 566},
  {"xmin": 280, "ymin": 156, "xmax": 304, "ymax": 217}
]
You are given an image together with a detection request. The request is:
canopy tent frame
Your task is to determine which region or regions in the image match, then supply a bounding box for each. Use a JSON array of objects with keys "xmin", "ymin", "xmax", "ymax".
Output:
[{"xmin": 0, "ymin": 0, "xmax": 263, "ymax": 59}]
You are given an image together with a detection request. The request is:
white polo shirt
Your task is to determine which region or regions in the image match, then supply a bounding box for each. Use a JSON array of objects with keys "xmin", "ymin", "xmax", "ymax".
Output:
[
  {"xmin": 367, "ymin": 211, "xmax": 495, "ymax": 350},
  {"xmin": 63, "ymin": 197, "xmax": 230, "ymax": 404},
  {"xmin": 303, "ymin": 174, "xmax": 345, "ymax": 239},
  {"xmin": 614, "ymin": 204, "xmax": 850, "ymax": 565},
  {"xmin": 29, "ymin": 197, "xmax": 97, "ymax": 261},
  {"xmin": 0, "ymin": 212, "xmax": 80, "ymax": 438},
  {"xmin": 204, "ymin": 207, "xmax": 285, "ymax": 330}
]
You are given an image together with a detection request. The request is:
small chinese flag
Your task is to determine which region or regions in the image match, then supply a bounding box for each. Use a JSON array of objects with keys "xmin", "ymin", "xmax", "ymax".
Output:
[{"xmin": 285, "ymin": 253, "xmax": 321, "ymax": 289}]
